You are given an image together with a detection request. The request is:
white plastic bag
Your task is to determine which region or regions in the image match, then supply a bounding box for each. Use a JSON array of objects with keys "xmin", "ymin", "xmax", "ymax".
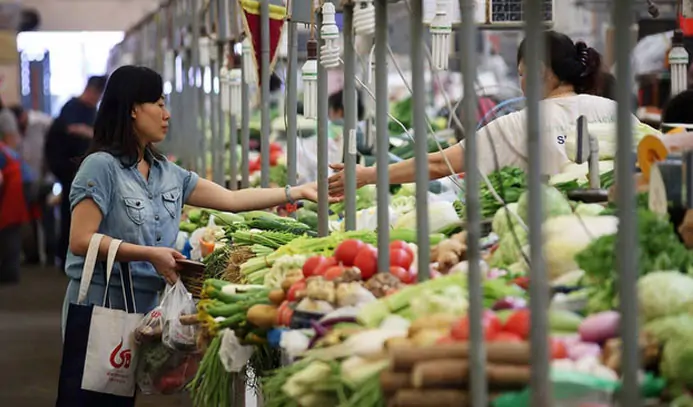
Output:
[
  {"xmin": 161, "ymin": 280, "xmax": 198, "ymax": 352},
  {"xmin": 218, "ymin": 329, "xmax": 255, "ymax": 373}
]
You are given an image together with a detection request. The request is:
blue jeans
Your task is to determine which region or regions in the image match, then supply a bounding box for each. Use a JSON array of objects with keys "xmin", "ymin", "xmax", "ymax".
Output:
[{"xmin": 61, "ymin": 278, "xmax": 160, "ymax": 340}]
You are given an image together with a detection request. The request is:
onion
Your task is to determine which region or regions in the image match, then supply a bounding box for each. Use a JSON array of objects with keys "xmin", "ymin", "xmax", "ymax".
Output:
[
  {"xmin": 491, "ymin": 297, "xmax": 527, "ymax": 311},
  {"xmin": 578, "ymin": 311, "xmax": 620, "ymax": 344}
]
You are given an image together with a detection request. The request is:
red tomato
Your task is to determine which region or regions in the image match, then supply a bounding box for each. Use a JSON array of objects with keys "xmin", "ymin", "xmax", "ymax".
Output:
[
  {"xmin": 503, "ymin": 309, "xmax": 531, "ymax": 340},
  {"xmin": 450, "ymin": 311, "xmax": 502, "ymax": 341},
  {"xmin": 353, "ymin": 248, "xmax": 378, "ymax": 280},
  {"xmin": 286, "ymin": 280, "xmax": 306, "ymax": 302},
  {"xmin": 334, "ymin": 239, "xmax": 365, "ymax": 267},
  {"xmin": 303, "ymin": 256, "xmax": 328, "ymax": 278},
  {"xmin": 269, "ymin": 143, "xmax": 283, "ymax": 153},
  {"xmin": 492, "ymin": 331, "xmax": 524, "ymax": 342},
  {"xmin": 313, "ymin": 257, "xmax": 338, "ymax": 277},
  {"xmin": 270, "ymin": 152, "xmax": 281, "ymax": 166},
  {"xmin": 323, "ymin": 266, "xmax": 345, "ymax": 281},
  {"xmin": 390, "ymin": 266, "xmax": 416, "ymax": 284},
  {"xmin": 390, "ymin": 248, "xmax": 414, "ymax": 270},
  {"xmin": 389, "ymin": 240, "xmax": 411, "ymax": 253},
  {"xmin": 512, "ymin": 277, "xmax": 530, "ymax": 290},
  {"xmin": 550, "ymin": 338, "xmax": 569, "ymax": 360}
]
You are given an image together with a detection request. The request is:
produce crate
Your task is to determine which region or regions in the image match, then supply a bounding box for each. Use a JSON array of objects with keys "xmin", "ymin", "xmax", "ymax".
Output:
[{"xmin": 176, "ymin": 259, "xmax": 206, "ymax": 299}]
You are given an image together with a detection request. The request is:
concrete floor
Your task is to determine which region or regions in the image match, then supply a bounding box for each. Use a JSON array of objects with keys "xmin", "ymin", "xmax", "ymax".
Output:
[{"xmin": 0, "ymin": 265, "xmax": 191, "ymax": 406}]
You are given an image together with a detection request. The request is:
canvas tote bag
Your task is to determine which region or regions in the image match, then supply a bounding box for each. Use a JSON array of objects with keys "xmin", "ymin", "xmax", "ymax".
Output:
[{"xmin": 56, "ymin": 234, "xmax": 143, "ymax": 407}]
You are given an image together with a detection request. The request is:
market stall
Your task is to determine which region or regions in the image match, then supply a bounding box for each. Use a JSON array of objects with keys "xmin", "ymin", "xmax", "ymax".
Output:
[{"xmin": 99, "ymin": 0, "xmax": 693, "ymax": 405}]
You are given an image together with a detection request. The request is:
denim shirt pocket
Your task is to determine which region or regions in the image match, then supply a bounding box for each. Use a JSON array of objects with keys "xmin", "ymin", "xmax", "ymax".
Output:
[
  {"xmin": 161, "ymin": 187, "xmax": 181, "ymax": 218},
  {"xmin": 123, "ymin": 197, "xmax": 146, "ymax": 225}
]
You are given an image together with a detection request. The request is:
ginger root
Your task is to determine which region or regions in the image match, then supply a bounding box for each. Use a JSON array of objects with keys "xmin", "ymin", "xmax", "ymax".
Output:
[{"xmin": 435, "ymin": 232, "xmax": 468, "ymax": 273}]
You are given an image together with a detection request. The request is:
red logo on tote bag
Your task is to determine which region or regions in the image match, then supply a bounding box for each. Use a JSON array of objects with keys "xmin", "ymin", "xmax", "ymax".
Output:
[{"xmin": 109, "ymin": 339, "xmax": 132, "ymax": 369}]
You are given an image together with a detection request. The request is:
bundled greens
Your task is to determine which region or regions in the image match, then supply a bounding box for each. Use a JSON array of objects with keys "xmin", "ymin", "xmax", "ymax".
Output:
[
  {"xmin": 458, "ymin": 166, "xmax": 527, "ymax": 220},
  {"xmin": 576, "ymin": 209, "xmax": 693, "ymax": 313}
]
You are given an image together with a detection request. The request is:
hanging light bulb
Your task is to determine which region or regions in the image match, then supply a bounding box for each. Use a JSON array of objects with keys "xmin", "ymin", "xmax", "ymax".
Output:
[
  {"xmin": 229, "ymin": 68, "xmax": 242, "ymax": 117},
  {"xmin": 354, "ymin": 1, "xmax": 375, "ymax": 37},
  {"xmin": 430, "ymin": 0, "xmax": 451, "ymax": 71},
  {"xmin": 199, "ymin": 37, "xmax": 211, "ymax": 67},
  {"xmin": 220, "ymin": 66, "xmax": 231, "ymax": 113},
  {"xmin": 242, "ymin": 38, "xmax": 256, "ymax": 84},
  {"xmin": 320, "ymin": 3, "xmax": 340, "ymax": 69},
  {"xmin": 670, "ymin": 30, "xmax": 689, "ymax": 96},
  {"xmin": 302, "ymin": 40, "xmax": 319, "ymax": 120}
]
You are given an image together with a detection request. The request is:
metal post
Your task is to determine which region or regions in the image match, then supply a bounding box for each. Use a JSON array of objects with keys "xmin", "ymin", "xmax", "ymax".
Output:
[
  {"xmin": 524, "ymin": 0, "xmax": 550, "ymax": 405},
  {"xmin": 459, "ymin": 0, "xmax": 484, "ymax": 404},
  {"xmin": 211, "ymin": 53, "xmax": 222, "ymax": 185},
  {"xmin": 343, "ymin": 3, "xmax": 357, "ymax": 231},
  {"xmin": 260, "ymin": 0, "xmax": 271, "ymax": 187},
  {"xmin": 240, "ymin": 52, "xmax": 251, "ymax": 188},
  {"xmin": 229, "ymin": 112, "xmax": 239, "ymax": 190},
  {"xmin": 374, "ymin": 0, "xmax": 389, "ymax": 271},
  {"xmin": 192, "ymin": 0, "xmax": 206, "ymax": 177},
  {"xmin": 411, "ymin": 0, "xmax": 429, "ymax": 282},
  {"xmin": 614, "ymin": 0, "xmax": 640, "ymax": 405},
  {"xmin": 317, "ymin": 12, "xmax": 330, "ymax": 236},
  {"xmin": 286, "ymin": 18, "xmax": 298, "ymax": 195}
]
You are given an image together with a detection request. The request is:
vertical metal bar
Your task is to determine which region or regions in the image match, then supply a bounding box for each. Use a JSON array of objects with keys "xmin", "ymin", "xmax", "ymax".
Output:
[
  {"xmin": 524, "ymin": 0, "xmax": 550, "ymax": 405},
  {"xmin": 240, "ymin": 51, "xmax": 251, "ymax": 188},
  {"xmin": 260, "ymin": 0, "xmax": 271, "ymax": 188},
  {"xmin": 614, "ymin": 0, "xmax": 640, "ymax": 405},
  {"xmin": 211, "ymin": 56, "xmax": 222, "ymax": 184},
  {"xmin": 229, "ymin": 112, "xmax": 239, "ymax": 190},
  {"xmin": 342, "ymin": 3, "xmax": 357, "ymax": 231},
  {"xmin": 286, "ymin": 19, "xmax": 298, "ymax": 195},
  {"xmin": 459, "ymin": 0, "xmax": 485, "ymax": 404},
  {"xmin": 412, "ymin": 0, "xmax": 429, "ymax": 282},
  {"xmin": 375, "ymin": 0, "xmax": 389, "ymax": 270},
  {"xmin": 192, "ymin": 0, "xmax": 206, "ymax": 177},
  {"xmin": 317, "ymin": 12, "xmax": 330, "ymax": 237},
  {"xmin": 216, "ymin": 49, "xmax": 227, "ymax": 186}
]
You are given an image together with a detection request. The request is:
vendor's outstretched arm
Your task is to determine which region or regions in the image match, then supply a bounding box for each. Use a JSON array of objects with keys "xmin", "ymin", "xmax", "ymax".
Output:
[{"xmin": 328, "ymin": 143, "xmax": 465, "ymax": 194}]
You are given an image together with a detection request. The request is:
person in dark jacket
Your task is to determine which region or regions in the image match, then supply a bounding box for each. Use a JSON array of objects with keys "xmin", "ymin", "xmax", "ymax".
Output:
[{"xmin": 45, "ymin": 75, "xmax": 107, "ymax": 269}]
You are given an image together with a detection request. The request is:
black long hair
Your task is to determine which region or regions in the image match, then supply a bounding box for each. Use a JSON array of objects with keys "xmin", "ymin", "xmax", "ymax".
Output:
[
  {"xmin": 517, "ymin": 31, "xmax": 603, "ymax": 95},
  {"xmin": 86, "ymin": 65, "xmax": 165, "ymax": 167}
]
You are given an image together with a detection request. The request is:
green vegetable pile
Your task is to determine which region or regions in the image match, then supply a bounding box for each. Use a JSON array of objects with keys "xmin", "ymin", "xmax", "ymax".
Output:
[
  {"xmin": 458, "ymin": 166, "xmax": 527, "ymax": 220},
  {"xmin": 576, "ymin": 209, "xmax": 693, "ymax": 313}
]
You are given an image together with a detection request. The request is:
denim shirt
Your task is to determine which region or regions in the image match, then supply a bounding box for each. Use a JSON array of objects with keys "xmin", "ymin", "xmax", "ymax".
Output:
[{"xmin": 65, "ymin": 151, "xmax": 199, "ymax": 293}]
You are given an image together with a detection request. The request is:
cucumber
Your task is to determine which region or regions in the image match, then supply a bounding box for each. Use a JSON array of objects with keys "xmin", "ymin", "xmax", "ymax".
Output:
[
  {"xmin": 179, "ymin": 221, "xmax": 197, "ymax": 234},
  {"xmin": 549, "ymin": 309, "xmax": 583, "ymax": 333},
  {"xmin": 390, "ymin": 228, "xmax": 447, "ymax": 245},
  {"xmin": 188, "ymin": 208, "xmax": 202, "ymax": 223}
]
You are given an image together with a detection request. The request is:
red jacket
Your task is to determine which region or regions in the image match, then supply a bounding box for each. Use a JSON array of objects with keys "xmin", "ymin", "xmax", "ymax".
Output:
[{"xmin": 0, "ymin": 142, "xmax": 31, "ymax": 228}]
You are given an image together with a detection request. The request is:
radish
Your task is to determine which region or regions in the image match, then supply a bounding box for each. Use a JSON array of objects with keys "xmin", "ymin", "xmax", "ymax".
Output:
[{"xmin": 578, "ymin": 311, "xmax": 620, "ymax": 344}]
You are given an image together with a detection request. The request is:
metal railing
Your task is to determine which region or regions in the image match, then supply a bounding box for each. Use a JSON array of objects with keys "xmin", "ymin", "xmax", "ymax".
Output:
[{"xmin": 108, "ymin": 0, "xmax": 643, "ymax": 405}]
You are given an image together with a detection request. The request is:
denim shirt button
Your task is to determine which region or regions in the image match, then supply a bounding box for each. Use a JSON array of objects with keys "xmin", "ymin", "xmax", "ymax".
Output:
[
  {"xmin": 156, "ymin": 235, "xmax": 161, "ymax": 242},
  {"xmin": 155, "ymin": 215, "xmax": 160, "ymax": 221}
]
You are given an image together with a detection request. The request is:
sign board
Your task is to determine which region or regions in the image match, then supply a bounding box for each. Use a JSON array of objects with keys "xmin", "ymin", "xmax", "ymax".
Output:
[{"xmin": 422, "ymin": 0, "xmax": 553, "ymax": 26}]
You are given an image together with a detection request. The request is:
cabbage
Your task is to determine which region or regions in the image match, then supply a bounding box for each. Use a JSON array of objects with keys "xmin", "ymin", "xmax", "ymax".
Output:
[
  {"xmin": 517, "ymin": 185, "xmax": 572, "ymax": 223},
  {"xmin": 491, "ymin": 203, "xmax": 520, "ymax": 236},
  {"xmin": 574, "ymin": 203, "xmax": 605, "ymax": 217},
  {"xmin": 495, "ymin": 229, "xmax": 528, "ymax": 266},
  {"xmin": 637, "ymin": 271, "xmax": 693, "ymax": 322},
  {"xmin": 410, "ymin": 285, "xmax": 468, "ymax": 317},
  {"xmin": 394, "ymin": 201, "xmax": 461, "ymax": 233},
  {"xmin": 643, "ymin": 314, "xmax": 693, "ymax": 344},
  {"xmin": 544, "ymin": 215, "xmax": 619, "ymax": 279}
]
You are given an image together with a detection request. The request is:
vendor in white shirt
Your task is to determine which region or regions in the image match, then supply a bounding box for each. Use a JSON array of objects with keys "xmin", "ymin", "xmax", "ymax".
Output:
[{"xmin": 328, "ymin": 31, "xmax": 620, "ymax": 195}]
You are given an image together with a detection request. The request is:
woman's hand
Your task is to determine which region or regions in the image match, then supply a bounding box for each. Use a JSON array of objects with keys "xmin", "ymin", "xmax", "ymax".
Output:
[
  {"xmin": 147, "ymin": 247, "xmax": 185, "ymax": 285},
  {"xmin": 327, "ymin": 163, "xmax": 372, "ymax": 196},
  {"xmin": 294, "ymin": 182, "xmax": 343, "ymax": 203}
]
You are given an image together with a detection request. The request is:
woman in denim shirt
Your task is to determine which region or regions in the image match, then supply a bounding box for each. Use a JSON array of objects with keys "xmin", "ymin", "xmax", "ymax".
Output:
[{"xmin": 62, "ymin": 66, "xmax": 327, "ymax": 332}]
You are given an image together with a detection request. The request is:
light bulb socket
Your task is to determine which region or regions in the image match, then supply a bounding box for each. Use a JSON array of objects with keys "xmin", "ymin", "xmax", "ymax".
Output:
[
  {"xmin": 673, "ymin": 29, "xmax": 684, "ymax": 46},
  {"xmin": 307, "ymin": 40, "xmax": 318, "ymax": 60}
]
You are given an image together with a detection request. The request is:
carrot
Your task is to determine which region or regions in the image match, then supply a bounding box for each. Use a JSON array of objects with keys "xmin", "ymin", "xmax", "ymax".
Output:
[
  {"xmin": 392, "ymin": 390, "xmax": 468, "ymax": 407},
  {"xmin": 411, "ymin": 360, "xmax": 530, "ymax": 388},
  {"xmin": 199, "ymin": 238, "xmax": 216, "ymax": 258},
  {"xmin": 379, "ymin": 371, "xmax": 411, "ymax": 396},
  {"xmin": 390, "ymin": 342, "xmax": 531, "ymax": 371}
]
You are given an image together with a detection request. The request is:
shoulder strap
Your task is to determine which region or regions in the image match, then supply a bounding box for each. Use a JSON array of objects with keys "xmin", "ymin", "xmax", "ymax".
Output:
[{"xmin": 77, "ymin": 233, "xmax": 105, "ymax": 304}]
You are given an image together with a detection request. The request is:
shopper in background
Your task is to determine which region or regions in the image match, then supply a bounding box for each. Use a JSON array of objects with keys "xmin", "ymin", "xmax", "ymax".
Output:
[
  {"xmin": 328, "ymin": 30, "xmax": 638, "ymax": 194},
  {"xmin": 11, "ymin": 105, "xmax": 55, "ymax": 265},
  {"xmin": 0, "ymin": 134, "xmax": 37, "ymax": 285},
  {"xmin": 45, "ymin": 75, "xmax": 108, "ymax": 269},
  {"xmin": 62, "ymin": 65, "xmax": 330, "ymax": 333}
]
